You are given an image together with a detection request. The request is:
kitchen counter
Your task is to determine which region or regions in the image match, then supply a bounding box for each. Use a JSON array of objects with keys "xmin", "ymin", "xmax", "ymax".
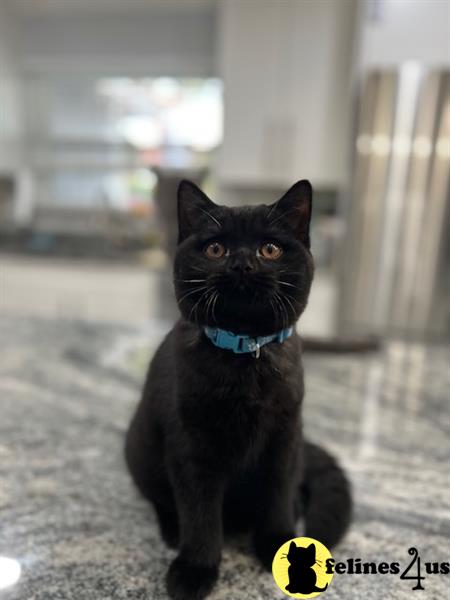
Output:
[{"xmin": 0, "ymin": 316, "xmax": 449, "ymax": 599}]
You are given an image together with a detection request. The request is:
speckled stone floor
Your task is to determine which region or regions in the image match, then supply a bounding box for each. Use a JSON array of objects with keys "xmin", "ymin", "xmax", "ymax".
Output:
[{"xmin": 0, "ymin": 316, "xmax": 449, "ymax": 599}]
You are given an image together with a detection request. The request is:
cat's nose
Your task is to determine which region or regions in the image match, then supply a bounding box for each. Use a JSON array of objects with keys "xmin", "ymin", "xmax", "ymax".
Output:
[
  {"xmin": 231, "ymin": 262, "xmax": 254, "ymax": 273},
  {"xmin": 230, "ymin": 253, "xmax": 255, "ymax": 274}
]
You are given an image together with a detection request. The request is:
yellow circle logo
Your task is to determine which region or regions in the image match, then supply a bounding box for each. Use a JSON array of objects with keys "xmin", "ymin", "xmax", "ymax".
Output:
[{"xmin": 272, "ymin": 537, "xmax": 334, "ymax": 598}]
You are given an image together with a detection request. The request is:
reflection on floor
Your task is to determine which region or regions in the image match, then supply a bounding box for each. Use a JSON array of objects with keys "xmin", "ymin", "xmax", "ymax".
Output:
[{"xmin": 0, "ymin": 316, "xmax": 448, "ymax": 599}]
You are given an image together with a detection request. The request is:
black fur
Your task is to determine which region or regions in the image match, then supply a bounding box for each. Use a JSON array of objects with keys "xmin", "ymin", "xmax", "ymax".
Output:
[{"xmin": 125, "ymin": 180, "xmax": 352, "ymax": 600}]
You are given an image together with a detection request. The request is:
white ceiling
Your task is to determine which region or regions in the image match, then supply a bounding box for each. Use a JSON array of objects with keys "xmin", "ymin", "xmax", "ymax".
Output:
[{"xmin": 4, "ymin": 0, "xmax": 215, "ymax": 16}]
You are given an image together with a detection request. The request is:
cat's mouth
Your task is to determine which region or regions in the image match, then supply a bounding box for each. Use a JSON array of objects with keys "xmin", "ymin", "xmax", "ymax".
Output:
[
  {"xmin": 215, "ymin": 273, "xmax": 274, "ymax": 295},
  {"xmin": 235, "ymin": 279, "xmax": 255, "ymax": 292},
  {"xmin": 226, "ymin": 281, "xmax": 272, "ymax": 298}
]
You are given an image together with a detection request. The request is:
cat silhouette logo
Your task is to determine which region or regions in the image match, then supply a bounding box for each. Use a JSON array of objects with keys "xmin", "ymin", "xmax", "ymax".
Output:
[{"xmin": 272, "ymin": 537, "xmax": 334, "ymax": 598}]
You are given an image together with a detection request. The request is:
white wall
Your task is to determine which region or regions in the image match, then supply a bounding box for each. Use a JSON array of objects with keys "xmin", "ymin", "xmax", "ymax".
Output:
[
  {"xmin": 0, "ymin": 1, "xmax": 24, "ymax": 173},
  {"xmin": 359, "ymin": 0, "xmax": 450, "ymax": 69},
  {"xmin": 18, "ymin": 9, "xmax": 216, "ymax": 77},
  {"xmin": 217, "ymin": 0, "xmax": 358, "ymax": 190}
]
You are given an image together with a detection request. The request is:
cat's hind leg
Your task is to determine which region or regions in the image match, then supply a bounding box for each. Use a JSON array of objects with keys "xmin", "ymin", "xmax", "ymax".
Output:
[{"xmin": 125, "ymin": 416, "xmax": 179, "ymax": 548}]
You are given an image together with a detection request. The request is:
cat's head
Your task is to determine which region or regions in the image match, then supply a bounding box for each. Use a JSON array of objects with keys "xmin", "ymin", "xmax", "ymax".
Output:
[
  {"xmin": 173, "ymin": 180, "xmax": 314, "ymax": 336},
  {"xmin": 287, "ymin": 542, "xmax": 316, "ymax": 566}
]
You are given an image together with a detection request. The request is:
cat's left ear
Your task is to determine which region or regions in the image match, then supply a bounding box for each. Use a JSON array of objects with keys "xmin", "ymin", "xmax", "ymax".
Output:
[
  {"xmin": 177, "ymin": 180, "xmax": 221, "ymax": 243},
  {"xmin": 268, "ymin": 180, "xmax": 312, "ymax": 248},
  {"xmin": 307, "ymin": 543, "xmax": 316, "ymax": 556}
]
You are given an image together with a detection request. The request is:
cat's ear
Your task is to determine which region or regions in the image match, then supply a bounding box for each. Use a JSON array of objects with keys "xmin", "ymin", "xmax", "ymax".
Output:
[
  {"xmin": 268, "ymin": 180, "xmax": 312, "ymax": 248},
  {"xmin": 307, "ymin": 543, "xmax": 316, "ymax": 557},
  {"xmin": 289, "ymin": 541, "xmax": 297, "ymax": 551},
  {"xmin": 177, "ymin": 180, "xmax": 221, "ymax": 243}
]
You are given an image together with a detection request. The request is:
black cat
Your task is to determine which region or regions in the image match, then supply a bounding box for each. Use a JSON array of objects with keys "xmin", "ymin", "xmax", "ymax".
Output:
[
  {"xmin": 125, "ymin": 180, "xmax": 352, "ymax": 600},
  {"xmin": 285, "ymin": 541, "xmax": 328, "ymax": 594}
]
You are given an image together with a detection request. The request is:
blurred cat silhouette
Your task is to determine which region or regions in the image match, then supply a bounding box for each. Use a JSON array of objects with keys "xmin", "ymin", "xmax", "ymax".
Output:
[{"xmin": 285, "ymin": 541, "xmax": 328, "ymax": 594}]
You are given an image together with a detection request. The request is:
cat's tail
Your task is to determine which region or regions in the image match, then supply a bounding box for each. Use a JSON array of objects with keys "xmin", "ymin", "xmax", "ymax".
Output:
[{"xmin": 300, "ymin": 441, "xmax": 352, "ymax": 548}]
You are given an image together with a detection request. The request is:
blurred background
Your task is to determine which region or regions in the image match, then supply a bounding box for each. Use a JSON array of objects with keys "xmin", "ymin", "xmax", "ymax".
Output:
[
  {"xmin": 0, "ymin": 0, "xmax": 448, "ymax": 340},
  {"xmin": 0, "ymin": 2, "xmax": 449, "ymax": 599}
]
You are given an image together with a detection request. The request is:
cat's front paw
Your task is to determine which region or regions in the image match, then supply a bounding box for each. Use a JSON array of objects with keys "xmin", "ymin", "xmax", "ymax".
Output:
[
  {"xmin": 166, "ymin": 555, "xmax": 219, "ymax": 600},
  {"xmin": 254, "ymin": 531, "xmax": 296, "ymax": 571}
]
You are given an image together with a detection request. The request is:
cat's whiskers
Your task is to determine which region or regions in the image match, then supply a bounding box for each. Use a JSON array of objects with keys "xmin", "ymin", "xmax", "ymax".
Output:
[
  {"xmin": 188, "ymin": 288, "xmax": 211, "ymax": 323},
  {"xmin": 279, "ymin": 292, "xmax": 290, "ymax": 328},
  {"xmin": 204, "ymin": 289, "xmax": 216, "ymax": 323},
  {"xmin": 273, "ymin": 292, "xmax": 289, "ymax": 329},
  {"xmin": 178, "ymin": 285, "xmax": 209, "ymax": 305},
  {"xmin": 282, "ymin": 293, "xmax": 297, "ymax": 319},
  {"xmin": 272, "ymin": 293, "xmax": 284, "ymax": 329},
  {"xmin": 206, "ymin": 289, "xmax": 219, "ymax": 325},
  {"xmin": 284, "ymin": 291, "xmax": 299, "ymax": 300},
  {"xmin": 269, "ymin": 298, "xmax": 278, "ymax": 325},
  {"xmin": 278, "ymin": 280, "xmax": 299, "ymax": 290},
  {"xmin": 177, "ymin": 279, "xmax": 207, "ymax": 283},
  {"xmin": 211, "ymin": 290, "xmax": 219, "ymax": 324}
]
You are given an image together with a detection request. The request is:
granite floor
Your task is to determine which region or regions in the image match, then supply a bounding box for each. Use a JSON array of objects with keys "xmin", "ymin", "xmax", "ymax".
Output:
[{"xmin": 0, "ymin": 315, "xmax": 449, "ymax": 600}]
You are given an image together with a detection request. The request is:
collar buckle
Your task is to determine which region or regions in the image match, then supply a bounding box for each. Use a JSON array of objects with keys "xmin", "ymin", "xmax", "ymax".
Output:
[{"xmin": 247, "ymin": 339, "xmax": 261, "ymax": 358}]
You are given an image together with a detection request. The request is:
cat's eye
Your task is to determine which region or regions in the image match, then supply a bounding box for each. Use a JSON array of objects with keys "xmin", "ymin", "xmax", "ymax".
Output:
[
  {"xmin": 259, "ymin": 242, "xmax": 283, "ymax": 260},
  {"xmin": 205, "ymin": 242, "xmax": 226, "ymax": 259}
]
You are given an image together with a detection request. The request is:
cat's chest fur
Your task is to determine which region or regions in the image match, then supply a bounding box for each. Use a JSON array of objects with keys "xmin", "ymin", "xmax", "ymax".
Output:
[{"xmin": 175, "ymin": 322, "xmax": 302, "ymax": 466}]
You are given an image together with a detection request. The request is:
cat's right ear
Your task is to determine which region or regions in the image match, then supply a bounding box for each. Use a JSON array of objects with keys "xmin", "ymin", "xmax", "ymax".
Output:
[
  {"xmin": 177, "ymin": 180, "xmax": 221, "ymax": 243},
  {"xmin": 289, "ymin": 541, "xmax": 297, "ymax": 551},
  {"xmin": 268, "ymin": 180, "xmax": 313, "ymax": 248}
]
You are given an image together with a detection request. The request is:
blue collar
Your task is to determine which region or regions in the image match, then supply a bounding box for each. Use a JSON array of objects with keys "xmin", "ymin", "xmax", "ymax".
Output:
[{"xmin": 203, "ymin": 326, "xmax": 293, "ymax": 358}]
